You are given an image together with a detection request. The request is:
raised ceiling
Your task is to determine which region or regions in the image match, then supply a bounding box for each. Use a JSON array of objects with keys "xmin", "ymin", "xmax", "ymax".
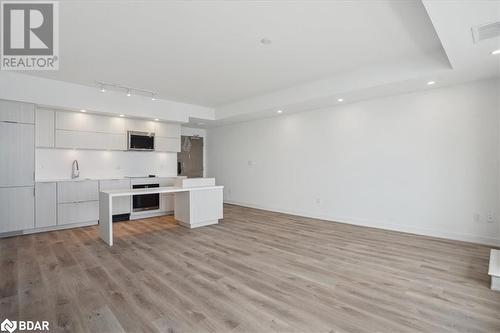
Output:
[{"xmin": 27, "ymin": 0, "xmax": 447, "ymax": 107}]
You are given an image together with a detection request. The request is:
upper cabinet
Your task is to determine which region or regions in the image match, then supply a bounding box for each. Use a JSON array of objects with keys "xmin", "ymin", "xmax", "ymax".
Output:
[
  {"xmin": 55, "ymin": 130, "xmax": 127, "ymax": 150},
  {"xmin": 37, "ymin": 110, "xmax": 181, "ymax": 152},
  {"xmin": 36, "ymin": 108, "xmax": 55, "ymax": 148},
  {"xmin": 54, "ymin": 111, "xmax": 127, "ymax": 150},
  {"xmin": 156, "ymin": 137, "xmax": 181, "ymax": 152},
  {"xmin": 56, "ymin": 111, "xmax": 126, "ymax": 134},
  {"xmin": 155, "ymin": 122, "xmax": 181, "ymax": 138},
  {"xmin": 125, "ymin": 118, "xmax": 156, "ymax": 133},
  {"xmin": 0, "ymin": 99, "xmax": 35, "ymax": 124}
]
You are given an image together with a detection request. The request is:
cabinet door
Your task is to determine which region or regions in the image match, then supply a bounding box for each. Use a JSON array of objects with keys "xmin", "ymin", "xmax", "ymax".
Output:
[
  {"xmin": 55, "ymin": 130, "xmax": 126, "ymax": 150},
  {"xmin": 35, "ymin": 182, "xmax": 57, "ymax": 228},
  {"xmin": 155, "ymin": 122, "xmax": 181, "ymax": 138},
  {"xmin": 0, "ymin": 100, "xmax": 35, "ymax": 124},
  {"xmin": 125, "ymin": 119, "xmax": 156, "ymax": 133},
  {"xmin": 155, "ymin": 137, "xmax": 181, "ymax": 152},
  {"xmin": 99, "ymin": 179, "xmax": 131, "ymax": 215},
  {"xmin": 0, "ymin": 187, "xmax": 34, "ymax": 233},
  {"xmin": 0, "ymin": 122, "xmax": 35, "ymax": 187},
  {"xmin": 35, "ymin": 109, "xmax": 55, "ymax": 147},
  {"xmin": 58, "ymin": 201, "xmax": 99, "ymax": 225},
  {"xmin": 57, "ymin": 180, "xmax": 99, "ymax": 203},
  {"xmin": 56, "ymin": 111, "xmax": 126, "ymax": 134}
]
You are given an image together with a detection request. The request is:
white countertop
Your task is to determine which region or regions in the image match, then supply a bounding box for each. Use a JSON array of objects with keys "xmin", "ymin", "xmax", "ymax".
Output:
[
  {"xmin": 35, "ymin": 176, "xmax": 180, "ymax": 183},
  {"xmin": 101, "ymin": 185, "xmax": 224, "ymax": 197}
]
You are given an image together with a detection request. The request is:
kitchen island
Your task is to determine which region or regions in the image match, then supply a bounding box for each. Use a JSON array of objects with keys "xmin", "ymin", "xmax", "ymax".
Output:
[{"xmin": 99, "ymin": 178, "xmax": 223, "ymax": 245}]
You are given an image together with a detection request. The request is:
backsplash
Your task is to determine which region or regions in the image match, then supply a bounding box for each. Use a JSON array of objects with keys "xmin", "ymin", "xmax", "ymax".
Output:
[{"xmin": 36, "ymin": 148, "xmax": 177, "ymax": 180}]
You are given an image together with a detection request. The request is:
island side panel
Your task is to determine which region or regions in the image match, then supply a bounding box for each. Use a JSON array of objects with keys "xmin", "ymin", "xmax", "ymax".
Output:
[
  {"xmin": 188, "ymin": 187, "xmax": 223, "ymax": 228},
  {"xmin": 174, "ymin": 191, "xmax": 190, "ymax": 226},
  {"xmin": 99, "ymin": 192, "xmax": 113, "ymax": 246}
]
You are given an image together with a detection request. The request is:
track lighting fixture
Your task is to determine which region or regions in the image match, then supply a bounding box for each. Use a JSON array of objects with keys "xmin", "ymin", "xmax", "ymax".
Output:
[{"xmin": 96, "ymin": 81, "xmax": 157, "ymax": 101}]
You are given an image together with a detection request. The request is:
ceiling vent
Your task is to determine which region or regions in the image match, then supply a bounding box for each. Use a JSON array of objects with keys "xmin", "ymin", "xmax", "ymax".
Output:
[{"xmin": 472, "ymin": 21, "xmax": 500, "ymax": 43}]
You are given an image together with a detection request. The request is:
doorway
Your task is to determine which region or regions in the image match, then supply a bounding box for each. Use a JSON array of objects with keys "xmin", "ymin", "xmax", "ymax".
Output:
[{"xmin": 177, "ymin": 135, "xmax": 204, "ymax": 178}]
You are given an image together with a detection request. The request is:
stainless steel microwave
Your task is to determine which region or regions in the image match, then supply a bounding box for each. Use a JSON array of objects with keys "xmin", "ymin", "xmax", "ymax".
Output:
[{"xmin": 128, "ymin": 131, "xmax": 155, "ymax": 151}]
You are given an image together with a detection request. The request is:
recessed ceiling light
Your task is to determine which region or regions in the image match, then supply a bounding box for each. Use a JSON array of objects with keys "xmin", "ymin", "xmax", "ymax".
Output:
[
  {"xmin": 154, "ymin": 118, "xmax": 159, "ymax": 121},
  {"xmin": 277, "ymin": 110, "xmax": 283, "ymax": 114},
  {"xmin": 80, "ymin": 109, "xmax": 86, "ymax": 112},
  {"xmin": 126, "ymin": 89, "xmax": 131, "ymax": 97},
  {"xmin": 337, "ymin": 98, "xmax": 344, "ymax": 102},
  {"xmin": 260, "ymin": 38, "xmax": 272, "ymax": 45},
  {"xmin": 427, "ymin": 81, "xmax": 436, "ymax": 85},
  {"xmin": 119, "ymin": 114, "xmax": 125, "ymax": 117},
  {"xmin": 491, "ymin": 49, "xmax": 500, "ymax": 55},
  {"xmin": 151, "ymin": 93, "xmax": 156, "ymax": 101},
  {"xmin": 99, "ymin": 83, "xmax": 106, "ymax": 92}
]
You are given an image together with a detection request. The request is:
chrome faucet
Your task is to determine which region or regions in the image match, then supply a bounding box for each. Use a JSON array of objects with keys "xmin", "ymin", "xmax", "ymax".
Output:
[{"xmin": 71, "ymin": 160, "xmax": 80, "ymax": 179}]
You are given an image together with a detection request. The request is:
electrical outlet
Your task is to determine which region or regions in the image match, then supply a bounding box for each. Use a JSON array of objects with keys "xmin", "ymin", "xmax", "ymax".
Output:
[
  {"xmin": 487, "ymin": 213, "xmax": 495, "ymax": 223},
  {"xmin": 315, "ymin": 197, "xmax": 321, "ymax": 204}
]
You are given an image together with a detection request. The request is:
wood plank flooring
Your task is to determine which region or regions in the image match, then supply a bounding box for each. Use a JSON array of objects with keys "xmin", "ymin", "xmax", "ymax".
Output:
[{"xmin": 1, "ymin": 204, "xmax": 499, "ymax": 333}]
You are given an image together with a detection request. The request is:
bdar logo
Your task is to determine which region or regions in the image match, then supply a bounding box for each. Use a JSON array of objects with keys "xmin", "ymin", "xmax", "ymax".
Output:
[{"xmin": 0, "ymin": 319, "xmax": 17, "ymax": 333}]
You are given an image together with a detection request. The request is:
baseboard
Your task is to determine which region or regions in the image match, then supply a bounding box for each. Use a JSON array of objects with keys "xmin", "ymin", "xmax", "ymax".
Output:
[
  {"xmin": 130, "ymin": 210, "xmax": 173, "ymax": 220},
  {"xmin": 224, "ymin": 200, "xmax": 500, "ymax": 247},
  {"xmin": 0, "ymin": 220, "xmax": 98, "ymax": 239},
  {"xmin": 178, "ymin": 220, "xmax": 218, "ymax": 229}
]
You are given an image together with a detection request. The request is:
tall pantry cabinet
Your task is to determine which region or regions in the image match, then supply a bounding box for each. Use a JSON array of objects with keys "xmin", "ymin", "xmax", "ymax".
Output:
[{"xmin": 0, "ymin": 100, "xmax": 35, "ymax": 233}]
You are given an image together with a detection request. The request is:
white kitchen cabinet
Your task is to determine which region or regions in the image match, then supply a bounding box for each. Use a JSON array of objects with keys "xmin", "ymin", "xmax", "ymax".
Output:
[
  {"xmin": 0, "ymin": 100, "xmax": 35, "ymax": 124},
  {"xmin": 125, "ymin": 118, "xmax": 156, "ymax": 133},
  {"xmin": 0, "ymin": 122, "xmax": 34, "ymax": 187},
  {"xmin": 56, "ymin": 111, "xmax": 126, "ymax": 134},
  {"xmin": 35, "ymin": 182, "xmax": 57, "ymax": 228},
  {"xmin": 0, "ymin": 187, "xmax": 34, "ymax": 233},
  {"xmin": 155, "ymin": 122, "xmax": 181, "ymax": 138},
  {"xmin": 57, "ymin": 180, "xmax": 99, "ymax": 203},
  {"xmin": 99, "ymin": 179, "xmax": 131, "ymax": 215},
  {"xmin": 35, "ymin": 109, "xmax": 55, "ymax": 147},
  {"xmin": 55, "ymin": 130, "xmax": 126, "ymax": 150},
  {"xmin": 58, "ymin": 201, "xmax": 99, "ymax": 225},
  {"xmin": 155, "ymin": 137, "xmax": 181, "ymax": 152}
]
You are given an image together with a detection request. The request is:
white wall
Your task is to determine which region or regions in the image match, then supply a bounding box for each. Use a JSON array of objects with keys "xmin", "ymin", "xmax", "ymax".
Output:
[
  {"xmin": 208, "ymin": 78, "xmax": 500, "ymax": 246},
  {"xmin": 36, "ymin": 149, "xmax": 177, "ymax": 180}
]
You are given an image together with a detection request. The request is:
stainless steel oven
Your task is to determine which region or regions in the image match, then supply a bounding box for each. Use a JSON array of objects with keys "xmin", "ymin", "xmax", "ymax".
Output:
[{"xmin": 132, "ymin": 183, "xmax": 160, "ymax": 212}]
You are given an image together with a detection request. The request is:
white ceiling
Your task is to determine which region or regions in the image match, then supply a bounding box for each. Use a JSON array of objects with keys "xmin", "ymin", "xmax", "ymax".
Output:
[
  {"xmin": 23, "ymin": 0, "xmax": 500, "ymax": 126},
  {"xmin": 28, "ymin": 0, "xmax": 446, "ymax": 106}
]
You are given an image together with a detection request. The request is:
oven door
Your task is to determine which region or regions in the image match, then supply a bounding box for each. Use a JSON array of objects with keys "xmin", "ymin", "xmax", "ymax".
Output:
[{"xmin": 132, "ymin": 184, "xmax": 160, "ymax": 212}]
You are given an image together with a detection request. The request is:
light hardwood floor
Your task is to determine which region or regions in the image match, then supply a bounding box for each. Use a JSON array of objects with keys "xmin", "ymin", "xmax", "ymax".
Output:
[{"xmin": 1, "ymin": 204, "xmax": 499, "ymax": 333}]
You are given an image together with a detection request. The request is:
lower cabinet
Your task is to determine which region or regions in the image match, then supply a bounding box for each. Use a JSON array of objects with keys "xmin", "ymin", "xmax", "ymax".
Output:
[
  {"xmin": 58, "ymin": 201, "xmax": 99, "ymax": 225},
  {"xmin": 35, "ymin": 182, "xmax": 57, "ymax": 228},
  {"xmin": 0, "ymin": 186, "xmax": 34, "ymax": 233}
]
